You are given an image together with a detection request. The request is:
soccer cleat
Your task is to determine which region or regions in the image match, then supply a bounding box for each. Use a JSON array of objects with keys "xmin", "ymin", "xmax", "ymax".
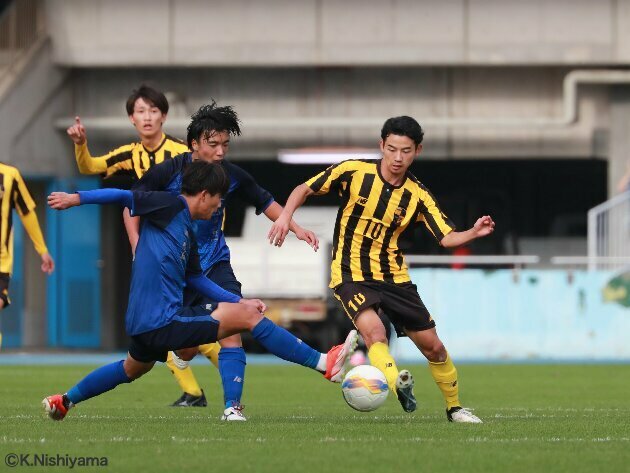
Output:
[
  {"xmin": 395, "ymin": 369, "xmax": 417, "ymax": 413},
  {"xmin": 42, "ymin": 394, "xmax": 72, "ymax": 421},
  {"xmin": 221, "ymin": 405, "xmax": 247, "ymax": 421},
  {"xmin": 170, "ymin": 390, "xmax": 207, "ymax": 407},
  {"xmin": 324, "ymin": 330, "xmax": 359, "ymax": 382},
  {"xmin": 447, "ymin": 406, "xmax": 483, "ymax": 423}
]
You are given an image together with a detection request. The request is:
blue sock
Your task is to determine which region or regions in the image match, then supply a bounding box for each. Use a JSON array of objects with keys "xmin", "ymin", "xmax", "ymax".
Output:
[
  {"xmin": 218, "ymin": 347, "xmax": 246, "ymax": 408},
  {"xmin": 66, "ymin": 360, "xmax": 132, "ymax": 405},
  {"xmin": 251, "ymin": 318, "xmax": 320, "ymax": 369}
]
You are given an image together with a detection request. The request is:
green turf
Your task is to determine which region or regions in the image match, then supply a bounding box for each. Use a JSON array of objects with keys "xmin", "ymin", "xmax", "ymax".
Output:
[{"xmin": 0, "ymin": 363, "xmax": 628, "ymax": 473}]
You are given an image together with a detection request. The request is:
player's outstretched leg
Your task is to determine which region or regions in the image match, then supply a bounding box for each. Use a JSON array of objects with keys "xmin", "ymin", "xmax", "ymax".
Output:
[
  {"xmin": 42, "ymin": 356, "xmax": 153, "ymax": 421},
  {"xmin": 212, "ymin": 303, "xmax": 358, "ymax": 383}
]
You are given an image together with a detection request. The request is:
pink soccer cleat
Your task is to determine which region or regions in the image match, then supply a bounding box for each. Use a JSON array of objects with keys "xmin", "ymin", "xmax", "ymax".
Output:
[
  {"xmin": 42, "ymin": 394, "xmax": 71, "ymax": 421},
  {"xmin": 324, "ymin": 330, "xmax": 358, "ymax": 382}
]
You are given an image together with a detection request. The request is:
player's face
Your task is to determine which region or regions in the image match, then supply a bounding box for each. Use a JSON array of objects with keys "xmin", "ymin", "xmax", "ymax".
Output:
[
  {"xmin": 380, "ymin": 134, "xmax": 422, "ymax": 178},
  {"xmin": 199, "ymin": 192, "xmax": 222, "ymax": 219},
  {"xmin": 192, "ymin": 130, "xmax": 230, "ymax": 163},
  {"xmin": 129, "ymin": 97, "xmax": 165, "ymax": 140}
]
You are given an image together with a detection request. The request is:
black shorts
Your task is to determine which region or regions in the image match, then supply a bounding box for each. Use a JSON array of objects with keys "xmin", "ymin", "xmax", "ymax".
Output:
[
  {"xmin": 334, "ymin": 280, "xmax": 435, "ymax": 336},
  {"xmin": 183, "ymin": 260, "xmax": 242, "ymax": 307},
  {"xmin": 128, "ymin": 306, "xmax": 220, "ymax": 363},
  {"xmin": 0, "ymin": 272, "xmax": 10, "ymax": 308}
]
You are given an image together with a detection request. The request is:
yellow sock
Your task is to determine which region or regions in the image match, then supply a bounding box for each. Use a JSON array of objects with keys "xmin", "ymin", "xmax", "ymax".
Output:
[
  {"xmin": 198, "ymin": 342, "xmax": 220, "ymax": 369},
  {"xmin": 428, "ymin": 353, "xmax": 460, "ymax": 410},
  {"xmin": 367, "ymin": 342, "xmax": 399, "ymax": 393},
  {"xmin": 166, "ymin": 351, "xmax": 203, "ymax": 397}
]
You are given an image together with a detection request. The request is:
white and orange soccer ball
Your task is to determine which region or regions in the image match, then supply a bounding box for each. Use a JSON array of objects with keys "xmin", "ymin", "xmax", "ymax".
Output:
[{"xmin": 341, "ymin": 365, "xmax": 389, "ymax": 412}]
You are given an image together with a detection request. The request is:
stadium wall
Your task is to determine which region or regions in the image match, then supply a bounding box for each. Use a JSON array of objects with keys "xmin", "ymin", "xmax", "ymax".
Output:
[{"xmin": 392, "ymin": 268, "xmax": 630, "ymax": 362}]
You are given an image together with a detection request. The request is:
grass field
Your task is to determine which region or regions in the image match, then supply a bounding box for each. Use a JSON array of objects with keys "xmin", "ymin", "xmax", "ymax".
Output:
[{"xmin": 0, "ymin": 363, "xmax": 629, "ymax": 473}]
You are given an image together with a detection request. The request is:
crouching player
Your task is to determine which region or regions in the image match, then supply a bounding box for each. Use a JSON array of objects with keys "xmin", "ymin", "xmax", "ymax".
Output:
[{"xmin": 42, "ymin": 161, "xmax": 357, "ymax": 420}]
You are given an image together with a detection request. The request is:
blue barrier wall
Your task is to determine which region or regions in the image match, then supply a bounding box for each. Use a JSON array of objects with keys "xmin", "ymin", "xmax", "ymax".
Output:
[{"xmin": 392, "ymin": 269, "xmax": 630, "ymax": 362}]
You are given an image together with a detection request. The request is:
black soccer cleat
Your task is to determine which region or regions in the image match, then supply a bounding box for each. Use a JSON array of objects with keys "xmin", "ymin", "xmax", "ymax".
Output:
[
  {"xmin": 170, "ymin": 389, "xmax": 207, "ymax": 407},
  {"xmin": 395, "ymin": 369, "xmax": 417, "ymax": 413}
]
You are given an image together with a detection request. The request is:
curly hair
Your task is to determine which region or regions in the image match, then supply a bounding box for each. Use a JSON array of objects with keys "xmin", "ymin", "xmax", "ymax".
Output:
[{"xmin": 186, "ymin": 100, "xmax": 242, "ymax": 148}]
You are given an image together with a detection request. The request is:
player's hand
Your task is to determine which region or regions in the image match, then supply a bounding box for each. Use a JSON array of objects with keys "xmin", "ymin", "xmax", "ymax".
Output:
[
  {"xmin": 66, "ymin": 116, "xmax": 87, "ymax": 145},
  {"xmin": 47, "ymin": 192, "xmax": 81, "ymax": 210},
  {"xmin": 239, "ymin": 298, "xmax": 267, "ymax": 313},
  {"xmin": 294, "ymin": 226, "xmax": 319, "ymax": 252},
  {"xmin": 40, "ymin": 253, "xmax": 55, "ymax": 275},
  {"xmin": 268, "ymin": 214, "xmax": 291, "ymax": 247},
  {"xmin": 473, "ymin": 215, "xmax": 495, "ymax": 237}
]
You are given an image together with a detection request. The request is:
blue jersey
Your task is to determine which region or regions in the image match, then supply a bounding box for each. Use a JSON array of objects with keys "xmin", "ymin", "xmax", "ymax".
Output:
[
  {"xmin": 125, "ymin": 191, "xmax": 204, "ymax": 335},
  {"xmin": 133, "ymin": 153, "xmax": 274, "ymax": 272}
]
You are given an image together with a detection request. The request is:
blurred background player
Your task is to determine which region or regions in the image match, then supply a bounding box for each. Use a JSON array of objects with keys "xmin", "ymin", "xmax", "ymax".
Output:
[
  {"xmin": 43, "ymin": 161, "xmax": 357, "ymax": 421},
  {"xmin": 66, "ymin": 85, "xmax": 218, "ymax": 408},
  {"xmin": 269, "ymin": 116, "xmax": 495, "ymax": 423},
  {"xmin": 131, "ymin": 101, "xmax": 319, "ymax": 420},
  {"xmin": 0, "ymin": 163, "xmax": 54, "ymax": 348}
]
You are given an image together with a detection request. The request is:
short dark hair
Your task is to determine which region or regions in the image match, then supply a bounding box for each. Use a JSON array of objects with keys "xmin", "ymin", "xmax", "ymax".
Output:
[
  {"xmin": 381, "ymin": 116, "xmax": 424, "ymax": 146},
  {"xmin": 125, "ymin": 85, "xmax": 169, "ymax": 115},
  {"xmin": 186, "ymin": 100, "xmax": 241, "ymax": 148},
  {"xmin": 181, "ymin": 161, "xmax": 230, "ymax": 197}
]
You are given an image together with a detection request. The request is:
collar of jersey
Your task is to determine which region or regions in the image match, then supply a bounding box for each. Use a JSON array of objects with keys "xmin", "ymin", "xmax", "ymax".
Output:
[
  {"xmin": 142, "ymin": 133, "xmax": 167, "ymax": 154},
  {"xmin": 376, "ymin": 158, "xmax": 408, "ymax": 189}
]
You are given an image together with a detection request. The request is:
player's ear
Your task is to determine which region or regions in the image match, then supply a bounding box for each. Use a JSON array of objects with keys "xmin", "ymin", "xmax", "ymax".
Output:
[
  {"xmin": 191, "ymin": 139, "xmax": 199, "ymax": 151},
  {"xmin": 379, "ymin": 139, "xmax": 385, "ymax": 152},
  {"xmin": 128, "ymin": 114, "xmax": 135, "ymax": 127},
  {"xmin": 415, "ymin": 144, "xmax": 423, "ymax": 156}
]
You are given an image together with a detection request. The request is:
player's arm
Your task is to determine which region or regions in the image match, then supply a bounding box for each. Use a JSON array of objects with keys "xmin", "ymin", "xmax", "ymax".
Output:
[
  {"xmin": 48, "ymin": 189, "xmax": 133, "ymax": 210},
  {"xmin": 440, "ymin": 216, "xmax": 495, "ymax": 248},
  {"xmin": 268, "ymin": 183, "xmax": 315, "ymax": 247},
  {"xmin": 187, "ymin": 274, "xmax": 266, "ymax": 312},
  {"xmin": 67, "ymin": 116, "xmax": 107, "ymax": 175},
  {"xmin": 13, "ymin": 171, "xmax": 54, "ymax": 274},
  {"xmin": 268, "ymin": 161, "xmax": 352, "ymax": 247},
  {"xmin": 185, "ymin": 235, "xmax": 266, "ymax": 312},
  {"xmin": 263, "ymin": 201, "xmax": 319, "ymax": 251}
]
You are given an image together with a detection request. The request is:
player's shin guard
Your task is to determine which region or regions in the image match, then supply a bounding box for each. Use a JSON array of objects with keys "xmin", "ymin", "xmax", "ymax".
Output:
[
  {"xmin": 367, "ymin": 342, "xmax": 399, "ymax": 393},
  {"xmin": 199, "ymin": 342, "xmax": 220, "ymax": 368},
  {"xmin": 66, "ymin": 360, "xmax": 132, "ymax": 405},
  {"xmin": 166, "ymin": 352, "xmax": 203, "ymax": 397},
  {"xmin": 251, "ymin": 317, "xmax": 320, "ymax": 369},
  {"xmin": 428, "ymin": 353, "xmax": 460, "ymax": 410},
  {"xmin": 218, "ymin": 347, "xmax": 246, "ymax": 408}
]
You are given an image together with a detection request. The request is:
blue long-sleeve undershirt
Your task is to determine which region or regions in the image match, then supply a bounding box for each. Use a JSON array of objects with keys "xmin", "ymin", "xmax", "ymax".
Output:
[
  {"xmin": 186, "ymin": 273, "xmax": 241, "ymax": 304},
  {"xmin": 78, "ymin": 189, "xmax": 133, "ymax": 208}
]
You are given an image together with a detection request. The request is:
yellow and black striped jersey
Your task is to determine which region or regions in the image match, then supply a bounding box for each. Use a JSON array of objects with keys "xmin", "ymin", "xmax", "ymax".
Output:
[
  {"xmin": 74, "ymin": 133, "xmax": 189, "ymax": 180},
  {"xmin": 305, "ymin": 159, "xmax": 455, "ymax": 288},
  {"xmin": 0, "ymin": 163, "xmax": 47, "ymax": 274}
]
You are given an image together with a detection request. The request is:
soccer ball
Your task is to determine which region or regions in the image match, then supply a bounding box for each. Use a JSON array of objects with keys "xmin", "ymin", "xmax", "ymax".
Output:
[{"xmin": 341, "ymin": 365, "xmax": 389, "ymax": 412}]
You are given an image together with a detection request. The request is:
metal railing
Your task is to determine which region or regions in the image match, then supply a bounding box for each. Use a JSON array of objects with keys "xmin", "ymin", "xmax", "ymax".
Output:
[
  {"xmin": 405, "ymin": 255, "xmax": 539, "ymax": 269},
  {"xmin": 587, "ymin": 191, "xmax": 630, "ymax": 271},
  {"xmin": 0, "ymin": 0, "xmax": 45, "ymax": 78}
]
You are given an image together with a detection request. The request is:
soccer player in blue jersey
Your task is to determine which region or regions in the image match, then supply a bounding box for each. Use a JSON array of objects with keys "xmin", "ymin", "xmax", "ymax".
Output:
[
  {"xmin": 42, "ymin": 161, "xmax": 357, "ymax": 421},
  {"xmin": 128, "ymin": 101, "xmax": 319, "ymax": 420}
]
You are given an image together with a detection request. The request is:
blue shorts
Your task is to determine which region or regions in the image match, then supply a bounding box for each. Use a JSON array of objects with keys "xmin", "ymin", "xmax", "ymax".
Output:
[
  {"xmin": 128, "ymin": 306, "xmax": 219, "ymax": 363},
  {"xmin": 183, "ymin": 260, "xmax": 242, "ymax": 307}
]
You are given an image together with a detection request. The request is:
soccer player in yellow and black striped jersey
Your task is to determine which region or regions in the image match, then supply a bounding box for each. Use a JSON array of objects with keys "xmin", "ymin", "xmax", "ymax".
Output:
[
  {"xmin": 270, "ymin": 116, "xmax": 495, "ymax": 423},
  {"xmin": 0, "ymin": 163, "xmax": 55, "ymax": 347},
  {"xmin": 67, "ymin": 85, "xmax": 219, "ymax": 408}
]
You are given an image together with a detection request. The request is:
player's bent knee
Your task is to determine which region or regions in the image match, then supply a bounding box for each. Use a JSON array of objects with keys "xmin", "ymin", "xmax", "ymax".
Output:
[
  {"xmin": 123, "ymin": 357, "xmax": 154, "ymax": 380},
  {"xmin": 424, "ymin": 342, "xmax": 447, "ymax": 362},
  {"xmin": 242, "ymin": 305, "xmax": 263, "ymax": 331},
  {"xmin": 176, "ymin": 346, "xmax": 198, "ymax": 361}
]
